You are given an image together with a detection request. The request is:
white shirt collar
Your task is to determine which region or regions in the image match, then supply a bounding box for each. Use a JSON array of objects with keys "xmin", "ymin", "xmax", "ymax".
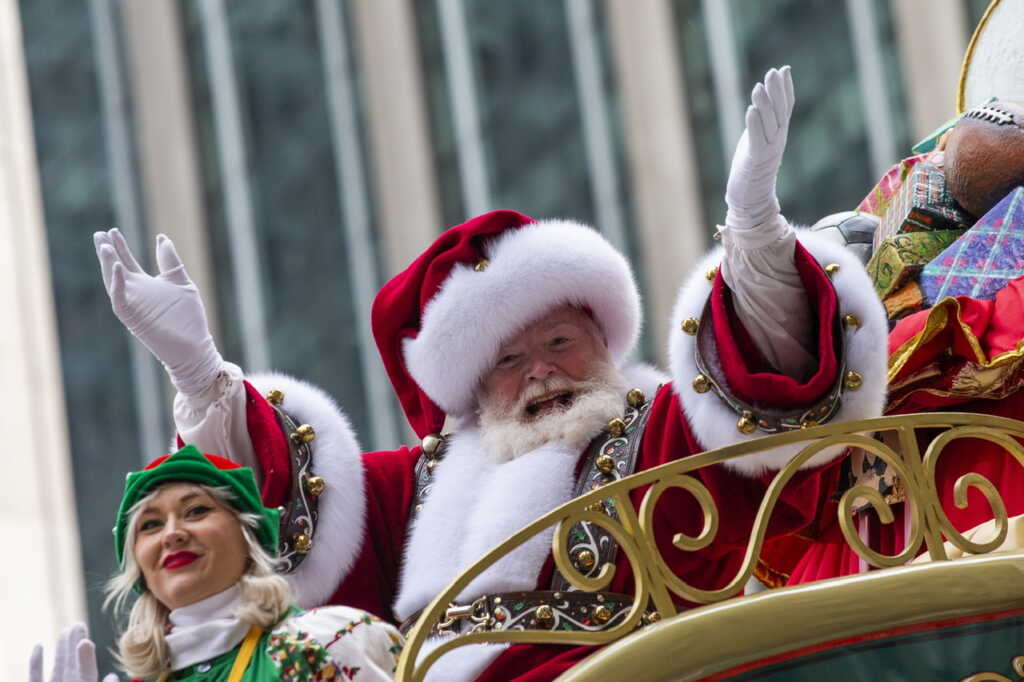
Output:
[{"xmin": 165, "ymin": 584, "xmax": 251, "ymax": 670}]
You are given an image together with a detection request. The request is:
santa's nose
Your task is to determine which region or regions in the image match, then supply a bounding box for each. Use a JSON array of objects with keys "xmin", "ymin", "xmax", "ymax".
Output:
[{"xmin": 524, "ymin": 357, "xmax": 558, "ymax": 382}]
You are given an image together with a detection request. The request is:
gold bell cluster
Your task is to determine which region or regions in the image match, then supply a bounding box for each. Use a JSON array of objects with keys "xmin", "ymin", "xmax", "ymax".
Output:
[{"xmin": 291, "ymin": 424, "xmax": 316, "ymax": 445}]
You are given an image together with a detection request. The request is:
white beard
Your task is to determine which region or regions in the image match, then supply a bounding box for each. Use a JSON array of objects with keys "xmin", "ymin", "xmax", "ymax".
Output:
[{"xmin": 477, "ymin": 361, "xmax": 628, "ymax": 463}]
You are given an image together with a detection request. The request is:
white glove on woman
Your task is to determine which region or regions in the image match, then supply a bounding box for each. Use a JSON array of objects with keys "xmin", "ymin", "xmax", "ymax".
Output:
[
  {"xmin": 94, "ymin": 229, "xmax": 224, "ymax": 397},
  {"xmin": 720, "ymin": 66, "xmax": 815, "ymax": 379},
  {"xmin": 29, "ymin": 624, "xmax": 119, "ymax": 682}
]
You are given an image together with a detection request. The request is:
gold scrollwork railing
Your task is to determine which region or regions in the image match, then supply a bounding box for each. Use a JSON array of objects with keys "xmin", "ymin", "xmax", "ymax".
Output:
[{"xmin": 395, "ymin": 412, "xmax": 1024, "ymax": 682}]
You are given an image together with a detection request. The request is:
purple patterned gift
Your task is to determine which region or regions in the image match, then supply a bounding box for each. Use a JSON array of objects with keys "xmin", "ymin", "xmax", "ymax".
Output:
[{"xmin": 920, "ymin": 187, "xmax": 1024, "ymax": 305}]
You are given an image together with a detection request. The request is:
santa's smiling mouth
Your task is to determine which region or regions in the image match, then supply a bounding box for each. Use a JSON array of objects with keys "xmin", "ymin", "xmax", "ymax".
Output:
[{"xmin": 525, "ymin": 391, "xmax": 575, "ymax": 419}]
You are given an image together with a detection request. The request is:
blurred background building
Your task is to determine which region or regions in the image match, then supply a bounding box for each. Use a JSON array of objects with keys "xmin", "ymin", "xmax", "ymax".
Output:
[{"xmin": 1, "ymin": 0, "xmax": 992, "ymax": 674}]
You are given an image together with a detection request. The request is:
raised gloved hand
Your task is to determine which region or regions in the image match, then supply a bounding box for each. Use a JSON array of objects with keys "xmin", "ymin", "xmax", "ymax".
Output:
[
  {"xmin": 94, "ymin": 228, "xmax": 224, "ymax": 396},
  {"xmin": 724, "ymin": 65, "xmax": 794, "ymax": 243},
  {"xmin": 720, "ymin": 66, "xmax": 815, "ymax": 379},
  {"xmin": 29, "ymin": 624, "xmax": 119, "ymax": 682}
]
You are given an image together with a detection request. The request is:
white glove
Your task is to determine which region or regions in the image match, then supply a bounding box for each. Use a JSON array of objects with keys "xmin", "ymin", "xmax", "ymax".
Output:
[
  {"xmin": 723, "ymin": 65, "xmax": 794, "ymax": 242},
  {"xmin": 29, "ymin": 624, "xmax": 119, "ymax": 682},
  {"xmin": 94, "ymin": 229, "xmax": 224, "ymax": 396},
  {"xmin": 720, "ymin": 66, "xmax": 815, "ymax": 379}
]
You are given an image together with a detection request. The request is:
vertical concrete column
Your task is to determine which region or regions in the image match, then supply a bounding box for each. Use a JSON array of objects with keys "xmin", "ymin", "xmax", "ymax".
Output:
[
  {"xmin": 119, "ymin": 0, "xmax": 220, "ymax": 339},
  {"xmin": 0, "ymin": 0, "xmax": 86, "ymax": 670},
  {"xmin": 892, "ymin": 0, "xmax": 969, "ymax": 140},
  {"xmin": 605, "ymin": 0, "xmax": 707, "ymax": 363},
  {"xmin": 349, "ymin": 0, "xmax": 442, "ymax": 273}
]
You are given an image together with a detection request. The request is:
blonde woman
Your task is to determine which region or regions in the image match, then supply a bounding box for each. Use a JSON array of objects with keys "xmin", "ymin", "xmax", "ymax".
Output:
[{"xmin": 31, "ymin": 445, "xmax": 401, "ymax": 681}]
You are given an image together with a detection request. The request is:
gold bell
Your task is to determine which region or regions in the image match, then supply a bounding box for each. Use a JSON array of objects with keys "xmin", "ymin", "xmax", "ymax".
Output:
[
  {"xmin": 607, "ymin": 418, "xmax": 626, "ymax": 437},
  {"xmin": 844, "ymin": 370, "xmax": 863, "ymax": 390},
  {"xmin": 737, "ymin": 411, "xmax": 757, "ymax": 435},
  {"xmin": 575, "ymin": 549, "xmax": 596, "ymax": 571},
  {"xmin": 535, "ymin": 604, "xmax": 554, "ymax": 626},
  {"xmin": 706, "ymin": 266, "xmax": 719, "ymax": 282},
  {"xmin": 592, "ymin": 605, "xmax": 612, "ymax": 624},
  {"xmin": 595, "ymin": 454, "xmax": 616, "ymax": 475},
  {"xmin": 681, "ymin": 317, "xmax": 700, "ymax": 335},
  {"xmin": 842, "ymin": 313, "xmax": 861, "ymax": 329},
  {"xmin": 824, "ymin": 263, "xmax": 841, "ymax": 277},
  {"xmin": 304, "ymin": 476, "xmax": 326, "ymax": 497},
  {"xmin": 800, "ymin": 420, "xmax": 819, "ymax": 430},
  {"xmin": 421, "ymin": 433, "xmax": 443, "ymax": 456},
  {"xmin": 692, "ymin": 374, "xmax": 711, "ymax": 394},
  {"xmin": 265, "ymin": 389, "xmax": 284, "ymax": 405},
  {"xmin": 293, "ymin": 534, "xmax": 312, "ymax": 553},
  {"xmin": 643, "ymin": 611, "xmax": 662, "ymax": 625},
  {"xmin": 473, "ymin": 258, "xmax": 489, "ymax": 272},
  {"xmin": 626, "ymin": 388, "xmax": 646, "ymax": 408},
  {"xmin": 587, "ymin": 500, "xmax": 607, "ymax": 514},
  {"xmin": 292, "ymin": 424, "xmax": 316, "ymax": 444}
]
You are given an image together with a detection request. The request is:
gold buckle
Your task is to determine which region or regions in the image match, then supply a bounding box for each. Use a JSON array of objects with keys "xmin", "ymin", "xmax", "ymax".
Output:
[{"xmin": 436, "ymin": 596, "xmax": 491, "ymax": 636}]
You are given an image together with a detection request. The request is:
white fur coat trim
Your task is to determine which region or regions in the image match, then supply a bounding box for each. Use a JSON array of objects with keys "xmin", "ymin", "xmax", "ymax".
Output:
[
  {"xmin": 393, "ymin": 429, "xmax": 580, "ymax": 621},
  {"xmin": 668, "ymin": 230, "xmax": 888, "ymax": 475},
  {"xmin": 247, "ymin": 373, "xmax": 366, "ymax": 609},
  {"xmin": 418, "ymin": 638, "xmax": 510, "ymax": 682},
  {"xmin": 403, "ymin": 219, "xmax": 642, "ymax": 418}
]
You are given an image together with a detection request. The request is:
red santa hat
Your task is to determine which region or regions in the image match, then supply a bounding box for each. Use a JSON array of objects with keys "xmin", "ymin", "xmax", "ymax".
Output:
[{"xmin": 372, "ymin": 209, "xmax": 642, "ymax": 439}]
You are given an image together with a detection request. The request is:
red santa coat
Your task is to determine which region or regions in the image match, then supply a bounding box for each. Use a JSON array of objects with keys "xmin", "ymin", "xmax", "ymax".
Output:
[
  {"xmin": 230, "ymin": 232, "xmax": 888, "ymax": 680},
  {"xmin": 789, "ymin": 277, "xmax": 1024, "ymax": 584}
]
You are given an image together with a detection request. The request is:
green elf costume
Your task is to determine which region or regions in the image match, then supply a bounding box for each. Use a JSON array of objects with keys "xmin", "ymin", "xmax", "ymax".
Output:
[{"xmin": 114, "ymin": 445, "xmax": 402, "ymax": 682}]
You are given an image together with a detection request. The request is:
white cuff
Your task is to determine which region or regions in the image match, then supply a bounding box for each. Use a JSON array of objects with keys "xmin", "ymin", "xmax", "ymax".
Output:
[
  {"xmin": 668, "ymin": 230, "xmax": 888, "ymax": 476},
  {"xmin": 173, "ymin": 362, "xmax": 258, "ymax": 472},
  {"xmin": 246, "ymin": 373, "xmax": 367, "ymax": 610}
]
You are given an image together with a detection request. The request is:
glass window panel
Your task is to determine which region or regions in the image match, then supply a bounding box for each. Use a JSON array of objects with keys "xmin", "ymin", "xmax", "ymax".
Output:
[
  {"xmin": 721, "ymin": 0, "xmax": 913, "ymax": 223},
  {"xmin": 182, "ymin": 0, "xmax": 381, "ymax": 444},
  {"xmin": 672, "ymin": 0, "xmax": 728, "ymax": 231},
  {"xmin": 463, "ymin": 0, "xmax": 595, "ymax": 223},
  {"xmin": 18, "ymin": 0, "xmax": 156, "ymax": 670}
]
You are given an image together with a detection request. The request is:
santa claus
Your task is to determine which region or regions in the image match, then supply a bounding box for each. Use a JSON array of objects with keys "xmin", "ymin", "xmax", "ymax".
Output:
[{"xmin": 93, "ymin": 67, "xmax": 889, "ymax": 680}]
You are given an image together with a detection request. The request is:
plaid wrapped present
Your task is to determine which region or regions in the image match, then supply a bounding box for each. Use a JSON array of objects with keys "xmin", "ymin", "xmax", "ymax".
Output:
[
  {"xmin": 872, "ymin": 161, "xmax": 973, "ymax": 251},
  {"xmin": 857, "ymin": 154, "xmax": 927, "ymax": 217},
  {"xmin": 921, "ymin": 187, "xmax": 1024, "ymax": 305},
  {"xmin": 867, "ymin": 229, "xmax": 966, "ymax": 299}
]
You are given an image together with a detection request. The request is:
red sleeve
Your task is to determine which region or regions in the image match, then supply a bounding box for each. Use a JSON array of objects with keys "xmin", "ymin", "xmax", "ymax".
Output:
[
  {"xmin": 326, "ymin": 446, "xmax": 420, "ymax": 622},
  {"xmin": 713, "ymin": 241, "xmax": 840, "ymax": 408},
  {"xmin": 241, "ymin": 380, "xmax": 293, "ymax": 509},
  {"xmin": 533, "ymin": 387, "xmax": 839, "ymax": 605}
]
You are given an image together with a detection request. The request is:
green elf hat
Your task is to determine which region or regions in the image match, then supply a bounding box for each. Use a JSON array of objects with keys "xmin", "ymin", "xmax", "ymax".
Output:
[{"xmin": 113, "ymin": 445, "xmax": 280, "ymax": 569}]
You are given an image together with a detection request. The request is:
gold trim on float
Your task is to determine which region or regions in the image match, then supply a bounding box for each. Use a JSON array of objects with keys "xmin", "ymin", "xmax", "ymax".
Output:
[
  {"xmin": 558, "ymin": 552, "xmax": 1024, "ymax": 682},
  {"xmin": 394, "ymin": 412, "xmax": 1024, "ymax": 682},
  {"xmin": 957, "ymin": 0, "xmax": 1002, "ymax": 114}
]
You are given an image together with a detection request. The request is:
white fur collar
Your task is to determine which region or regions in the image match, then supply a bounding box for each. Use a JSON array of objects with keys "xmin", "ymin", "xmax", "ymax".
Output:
[{"xmin": 394, "ymin": 429, "xmax": 580, "ymax": 620}]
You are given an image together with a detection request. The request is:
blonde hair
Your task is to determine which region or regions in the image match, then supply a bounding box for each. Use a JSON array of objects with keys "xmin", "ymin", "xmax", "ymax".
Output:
[{"xmin": 104, "ymin": 484, "xmax": 291, "ymax": 679}]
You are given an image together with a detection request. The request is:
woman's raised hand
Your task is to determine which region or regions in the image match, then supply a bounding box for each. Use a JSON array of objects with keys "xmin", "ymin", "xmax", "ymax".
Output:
[
  {"xmin": 29, "ymin": 624, "xmax": 119, "ymax": 682},
  {"xmin": 94, "ymin": 229, "xmax": 224, "ymax": 396}
]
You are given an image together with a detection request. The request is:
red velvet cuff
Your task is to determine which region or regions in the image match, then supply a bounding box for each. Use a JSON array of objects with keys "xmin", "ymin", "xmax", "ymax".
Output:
[
  {"xmin": 243, "ymin": 380, "xmax": 293, "ymax": 509},
  {"xmin": 712, "ymin": 241, "xmax": 840, "ymax": 408}
]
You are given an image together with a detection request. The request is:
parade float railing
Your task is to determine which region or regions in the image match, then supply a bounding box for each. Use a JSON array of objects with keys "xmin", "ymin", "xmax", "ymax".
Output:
[{"xmin": 394, "ymin": 412, "xmax": 1024, "ymax": 682}]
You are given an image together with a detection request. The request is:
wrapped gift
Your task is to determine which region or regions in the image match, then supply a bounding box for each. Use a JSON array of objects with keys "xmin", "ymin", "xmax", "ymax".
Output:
[
  {"xmin": 867, "ymin": 230, "xmax": 966, "ymax": 299},
  {"xmin": 871, "ymin": 161, "xmax": 973, "ymax": 250},
  {"xmin": 883, "ymin": 281, "xmax": 925, "ymax": 321},
  {"xmin": 857, "ymin": 154, "xmax": 926, "ymax": 218},
  {"xmin": 920, "ymin": 187, "xmax": 1024, "ymax": 305}
]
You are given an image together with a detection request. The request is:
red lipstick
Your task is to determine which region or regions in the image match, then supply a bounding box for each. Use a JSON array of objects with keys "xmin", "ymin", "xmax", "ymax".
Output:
[{"xmin": 162, "ymin": 551, "xmax": 199, "ymax": 569}]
